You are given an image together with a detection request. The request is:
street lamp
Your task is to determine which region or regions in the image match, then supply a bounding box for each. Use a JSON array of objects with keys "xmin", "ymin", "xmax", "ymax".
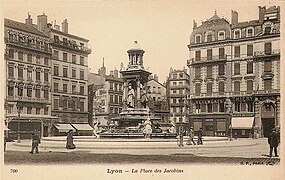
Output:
[
  {"xmin": 178, "ymin": 97, "xmax": 185, "ymax": 147},
  {"xmin": 16, "ymin": 102, "xmax": 22, "ymax": 143}
]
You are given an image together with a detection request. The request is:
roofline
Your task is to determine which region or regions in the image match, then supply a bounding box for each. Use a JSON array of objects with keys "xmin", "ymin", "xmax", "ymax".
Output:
[{"xmin": 51, "ymin": 29, "xmax": 89, "ymax": 42}]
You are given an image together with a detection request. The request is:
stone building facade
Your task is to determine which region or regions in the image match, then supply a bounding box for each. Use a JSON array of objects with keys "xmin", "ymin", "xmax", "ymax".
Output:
[{"xmin": 187, "ymin": 6, "xmax": 280, "ymax": 137}]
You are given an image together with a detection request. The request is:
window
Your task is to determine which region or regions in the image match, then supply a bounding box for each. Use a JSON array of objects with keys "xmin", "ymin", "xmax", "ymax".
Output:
[
  {"xmin": 207, "ymin": 82, "xmax": 212, "ymax": 95},
  {"xmin": 218, "ymin": 64, "xmax": 225, "ymax": 75},
  {"xmin": 27, "ymin": 69, "xmax": 32, "ymax": 80},
  {"xmin": 27, "ymin": 107, "xmax": 32, "ymax": 114},
  {"xmin": 80, "ymin": 70, "xmax": 84, "ymax": 80},
  {"xmin": 207, "ymin": 34, "xmax": 213, "ymax": 42},
  {"xmin": 63, "ymin": 98, "xmax": 68, "ymax": 108},
  {"xmin": 79, "ymin": 101, "xmax": 84, "ymax": 111},
  {"xmin": 264, "ymin": 61, "xmax": 272, "ymax": 72},
  {"xmin": 54, "ymin": 66, "xmax": 59, "ymax": 76},
  {"xmin": 54, "ymin": 99, "xmax": 59, "ymax": 110},
  {"xmin": 36, "ymin": 55, "xmax": 41, "ymax": 64},
  {"xmin": 44, "ymin": 71, "xmax": 49, "ymax": 82},
  {"xmin": 44, "ymin": 107, "xmax": 48, "ymax": 115},
  {"xmin": 18, "ymin": 51, "xmax": 23, "ymax": 60},
  {"xmin": 63, "ymin": 52, "xmax": 68, "ymax": 62},
  {"xmin": 219, "ymin": 81, "xmax": 224, "ymax": 94},
  {"xmin": 173, "ymin": 98, "xmax": 177, "ymax": 104},
  {"xmin": 36, "ymin": 69, "xmax": 41, "ymax": 81},
  {"xmin": 80, "ymin": 56, "xmax": 84, "ymax": 65},
  {"xmin": 265, "ymin": 27, "xmax": 271, "ymax": 35},
  {"xmin": 172, "ymin": 107, "xmax": 176, "ymax": 113},
  {"xmin": 207, "ymin": 104, "xmax": 212, "ymax": 113},
  {"xmin": 72, "ymin": 85, "xmax": 76, "ymax": 93},
  {"xmin": 8, "ymin": 86, "xmax": 14, "ymax": 96},
  {"xmin": 234, "ymin": 46, "xmax": 240, "ymax": 57},
  {"xmin": 18, "ymin": 66, "xmax": 23, "ymax": 79},
  {"xmin": 207, "ymin": 66, "xmax": 212, "ymax": 77},
  {"xmin": 247, "ymin": 28, "xmax": 253, "ymax": 37},
  {"xmin": 44, "ymin": 58, "xmax": 49, "ymax": 65},
  {"xmin": 234, "ymin": 30, "xmax": 240, "ymax": 39},
  {"xmin": 218, "ymin": 31, "xmax": 225, "ymax": 40},
  {"xmin": 36, "ymin": 108, "xmax": 40, "ymax": 114},
  {"xmin": 72, "ymin": 69, "xmax": 76, "ymax": 78},
  {"xmin": 265, "ymin": 42, "xmax": 272, "ymax": 55},
  {"xmin": 119, "ymin": 96, "xmax": 122, "ymax": 103},
  {"xmin": 219, "ymin": 48, "xmax": 225, "ymax": 59},
  {"xmin": 247, "ymin": 44, "xmax": 253, "ymax": 56},
  {"xmin": 27, "ymin": 88, "xmax": 32, "ymax": 97},
  {"xmin": 195, "ymin": 51, "xmax": 201, "ymax": 61},
  {"xmin": 247, "ymin": 80, "xmax": 253, "ymax": 93},
  {"xmin": 18, "ymin": 87, "xmax": 23, "ymax": 96},
  {"xmin": 219, "ymin": 102, "xmax": 225, "ymax": 112},
  {"xmin": 247, "ymin": 61, "xmax": 253, "ymax": 74},
  {"xmin": 63, "ymin": 84, "xmax": 68, "ymax": 93},
  {"xmin": 54, "ymin": 50, "xmax": 59, "ymax": 59},
  {"xmin": 264, "ymin": 79, "xmax": 272, "ymax": 91},
  {"xmin": 195, "ymin": 35, "xmax": 201, "ymax": 43},
  {"xmin": 44, "ymin": 90, "xmax": 49, "ymax": 99},
  {"xmin": 195, "ymin": 83, "xmax": 201, "ymax": 95},
  {"xmin": 9, "ymin": 49, "xmax": 14, "ymax": 59},
  {"xmin": 234, "ymin": 63, "xmax": 240, "ymax": 75},
  {"xmin": 179, "ymin": 73, "xmax": 183, "ymax": 78},
  {"xmin": 63, "ymin": 67, "xmax": 68, "ymax": 77},
  {"xmin": 201, "ymin": 104, "xmax": 206, "ymax": 112},
  {"xmin": 234, "ymin": 81, "xmax": 240, "ymax": 93},
  {"xmin": 54, "ymin": 83, "xmax": 59, "ymax": 92},
  {"xmin": 207, "ymin": 49, "xmax": 212, "ymax": 60},
  {"xmin": 35, "ymin": 89, "xmax": 40, "ymax": 98},
  {"xmin": 8, "ymin": 66, "xmax": 14, "ymax": 78},
  {"xmin": 80, "ymin": 86, "xmax": 84, "ymax": 95},
  {"xmin": 72, "ymin": 55, "xmax": 76, "ymax": 64},
  {"xmin": 27, "ymin": 53, "xmax": 32, "ymax": 62},
  {"xmin": 173, "ymin": 73, "xmax": 177, "ymax": 79}
]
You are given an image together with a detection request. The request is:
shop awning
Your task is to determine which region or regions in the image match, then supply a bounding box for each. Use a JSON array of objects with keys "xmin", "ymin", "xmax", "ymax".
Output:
[
  {"xmin": 53, "ymin": 123, "xmax": 75, "ymax": 133},
  {"xmin": 231, "ymin": 117, "xmax": 254, "ymax": 129},
  {"xmin": 71, "ymin": 124, "xmax": 94, "ymax": 131}
]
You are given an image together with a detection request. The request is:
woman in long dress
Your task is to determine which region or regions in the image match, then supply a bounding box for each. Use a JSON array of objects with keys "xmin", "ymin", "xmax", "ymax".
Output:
[{"xmin": 66, "ymin": 130, "xmax": 76, "ymax": 149}]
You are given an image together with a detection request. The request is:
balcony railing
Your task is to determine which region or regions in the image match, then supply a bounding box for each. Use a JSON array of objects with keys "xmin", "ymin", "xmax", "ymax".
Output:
[
  {"xmin": 192, "ymin": 92, "xmax": 229, "ymax": 98},
  {"xmin": 254, "ymin": 50, "xmax": 280, "ymax": 57},
  {"xmin": 51, "ymin": 39, "xmax": 92, "ymax": 54},
  {"xmin": 7, "ymin": 96, "xmax": 51, "ymax": 104},
  {"xmin": 187, "ymin": 55, "xmax": 227, "ymax": 65},
  {"xmin": 5, "ymin": 38, "xmax": 52, "ymax": 54}
]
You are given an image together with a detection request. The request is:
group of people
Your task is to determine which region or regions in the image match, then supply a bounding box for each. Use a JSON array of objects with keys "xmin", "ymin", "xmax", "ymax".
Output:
[{"xmin": 186, "ymin": 127, "xmax": 203, "ymax": 145}]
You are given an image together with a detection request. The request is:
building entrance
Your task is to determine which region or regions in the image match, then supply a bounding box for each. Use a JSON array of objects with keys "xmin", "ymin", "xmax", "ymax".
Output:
[{"xmin": 261, "ymin": 118, "xmax": 275, "ymax": 138}]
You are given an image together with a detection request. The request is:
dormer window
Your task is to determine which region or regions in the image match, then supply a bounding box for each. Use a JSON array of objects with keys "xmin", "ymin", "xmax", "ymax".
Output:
[
  {"xmin": 207, "ymin": 34, "xmax": 213, "ymax": 42},
  {"xmin": 265, "ymin": 27, "xmax": 271, "ymax": 35},
  {"xmin": 218, "ymin": 31, "xmax": 225, "ymax": 40},
  {"xmin": 195, "ymin": 35, "xmax": 201, "ymax": 43},
  {"xmin": 234, "ymin": 30, "xmax": 240, "ymax": 39},
  {"xmin": 247, "ymin": 28, "xmax": 254, "ymax": 37}
]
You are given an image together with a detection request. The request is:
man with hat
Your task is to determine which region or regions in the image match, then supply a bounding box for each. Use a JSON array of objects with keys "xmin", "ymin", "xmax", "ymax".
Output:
[
  {"xmin": 186, "ymin": 127, "xmax": 196, "ymax": 145},
  {"xmin": 267, "ymin": 128, "xmax": 280, "ymax": 157}
]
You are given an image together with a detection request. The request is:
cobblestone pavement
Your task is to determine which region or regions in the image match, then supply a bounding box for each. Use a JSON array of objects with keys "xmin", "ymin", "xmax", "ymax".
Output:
[{"xmin": 4, "ymin": 138, "xmax": 281, "ymax": 165}]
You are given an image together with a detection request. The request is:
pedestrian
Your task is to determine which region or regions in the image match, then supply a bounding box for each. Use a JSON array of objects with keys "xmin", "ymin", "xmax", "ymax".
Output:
[
  {"xmin": 186, "ymin": 127, "xmax": 196, "ymax": 145},
  {"xmin": 66, "ymin": 129, "xmax": 76, "ymax": 149},
  {"xmin": 268, "ymin": 128, "xmax": 280, "ymax": 157},
  {"xmin": 234, "ymin": 132, "xmax": 237, "ymax": 140},
  {"xmin": 197, "ymin": 128, "xmax": 203, "ymax": 145},
  {"xmin": 30, "ymin": 131, "xmax": 41, "ymax": 154}
]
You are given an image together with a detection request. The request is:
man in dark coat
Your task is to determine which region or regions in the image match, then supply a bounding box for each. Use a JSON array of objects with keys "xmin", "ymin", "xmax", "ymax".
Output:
[
  {"xmin": 197, "ymin": 128, "xmax": 203, "ymax": 145},
  {"xmin": 268, "ymin": 128, "xmax": 280, "ymax": 157},
  {"xmin": 30, "ymin": 132, "xmax": 40, "ymax": 154}
]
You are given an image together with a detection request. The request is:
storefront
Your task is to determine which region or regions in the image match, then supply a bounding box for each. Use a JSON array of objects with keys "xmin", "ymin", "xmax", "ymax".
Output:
[{"xmin": 231, "ymin": 117, "xmax": 254, "ymax": 138}]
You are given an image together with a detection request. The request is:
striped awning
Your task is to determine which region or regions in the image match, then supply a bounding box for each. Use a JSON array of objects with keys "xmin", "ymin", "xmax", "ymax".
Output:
[{"xmin": 53, "ymin": 123, "xmax": 75, "ymax": 133}]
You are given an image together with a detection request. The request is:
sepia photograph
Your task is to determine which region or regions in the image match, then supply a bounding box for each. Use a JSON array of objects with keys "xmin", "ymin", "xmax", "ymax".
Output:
[{"xmin": 1, "ymin": 0, "xmax": 284, "ymax": 179}]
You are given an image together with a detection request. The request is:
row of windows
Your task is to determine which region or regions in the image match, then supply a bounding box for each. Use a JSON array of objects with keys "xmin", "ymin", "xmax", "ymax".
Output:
[
  {"xmin": 171, "ymin": 72, "xmax": 186, "ymax": 79},
  {"xmin": 53, "ymin": 98, "xmax": 85, "ymax": 112},
  {"xmin": 8, "ymin": 49, "xmax": 50, "ymax": 66},
  {"xmin": 195, "ymin": 103, "xmax": 225, "ymax": 113},
  {"xmin": 53, "ymin": 50, "xmax": 85, "ymax": 65},
  {"xmin": 194, "ymin": 42, "xmax": 272, "ymax": 61},
  {"xmin": 6, "ymin": 105, "xmax": 49, "ymax": 115},
  {"xmin": 109, "ymin": 82, "xmax": 123, "ymax": 91},
  {"xmin": 54, "ymin": 83, "xmax": 85, "ymax": 95},
  {"xmin": 171, "ymin": 89, "xmax": 189, "ymax": 94},
  {"xmin": 147, "ymin": 86, "xmax": 162, "ymax": 94},
  {"xmin": 53, "ymin": 66, "xmax": 85, "ymax": 80},
  {"xmin": 8, "ymin": 66, "xmax": 49, "ymax": 82},
  {"xmin": 109, "ymin": 107, "xmax": 122, "ymax": 115},
  {"xmin": 7, "ymin": 86, "xmax": 49, "ymax": 99},
  {"xmin": 109, "ymin": 95, "xmax": 123, "ymax": 104}
]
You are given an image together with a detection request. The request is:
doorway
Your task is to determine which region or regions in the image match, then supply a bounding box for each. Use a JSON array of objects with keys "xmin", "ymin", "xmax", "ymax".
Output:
[{"xmin": 261, "ymin": 118, "xmax": 275, "ymax": 138}]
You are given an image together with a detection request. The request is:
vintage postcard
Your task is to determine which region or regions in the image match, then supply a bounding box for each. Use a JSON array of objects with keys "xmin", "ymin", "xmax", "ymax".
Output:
[{"xmin": 1, "ymin": 0, "xmax": 284, "ymax": 179}]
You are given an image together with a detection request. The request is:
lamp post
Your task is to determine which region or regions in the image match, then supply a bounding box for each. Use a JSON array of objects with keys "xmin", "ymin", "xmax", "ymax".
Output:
[
  {"xmin": 16, "ymin": 102, "xmax": 22, "ymax": 143},
  {"xmin": 178, "ymin": 97, "xmax": 185, "ymax": 147}
]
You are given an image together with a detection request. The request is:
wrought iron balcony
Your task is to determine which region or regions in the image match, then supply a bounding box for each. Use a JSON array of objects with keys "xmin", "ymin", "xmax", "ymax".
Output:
[
  {"xmin": 51, "ymin": 39, "xmax": 92, "ymax": 54},
  {"xmin": 5, "ymin": 38, "xmax": 52, "ymax": 54},
  {"xmin": 187, "ymin": 55, "xmax": 227, "ymax": 66},
  {"xmin": 254, "ymin": 50, "xmax": 280, "ymax": 57}
]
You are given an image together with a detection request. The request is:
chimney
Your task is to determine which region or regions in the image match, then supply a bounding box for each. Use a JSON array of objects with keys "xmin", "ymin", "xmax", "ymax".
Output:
[
  {"xmin": 62, "ymin": 19, "xmax": 68, "ymax": 33},
  {"xmin": 37, "ymin": 13, "xmax": 47, "ymax": 32},
  {"xmin": 193, "ymin": 20, "xmax": 197, "ymax": 29},
  {"xmin": 259, "ymin": 6, "xmax": 266, "ymax": 23},
  {"xmin": 54, "ymin": 20, "xmax": 60, "ymax": 31},
  {"xmin": 114, "ymin": 69, "xmax": 118, "ymax": 78},
  {"xmin": 231, "ymin": 10, "xmax": 238, "ymax": 26},
  {"xmin": 25, "ymin": 13, "xmax": 33, "ymax": 25},
  {"xmin": 110, "ymin": 70, "xmax": 114, "ymax": 77}
]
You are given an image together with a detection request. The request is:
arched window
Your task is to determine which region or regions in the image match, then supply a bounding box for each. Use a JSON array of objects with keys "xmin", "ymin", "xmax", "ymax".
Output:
[
  {"xmin": 218, "ymin": 31, "xmax": 225, "ymax": 40},
  {"xmin": 234, "ymin": 30, "xmax": 240, "ymax": 39},
  {"xmin": 195, "ymin": 35, "xmax": 201, "ymax": 43},
  {"xmin": 247, "ymin": 28, "xmax": 254, "ymax": 37}
]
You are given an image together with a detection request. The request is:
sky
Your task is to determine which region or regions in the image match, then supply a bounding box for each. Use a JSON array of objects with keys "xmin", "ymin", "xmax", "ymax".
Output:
[{"xmin": 2, "ymin": 0, "xmax": 277, "ymax": 83}]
